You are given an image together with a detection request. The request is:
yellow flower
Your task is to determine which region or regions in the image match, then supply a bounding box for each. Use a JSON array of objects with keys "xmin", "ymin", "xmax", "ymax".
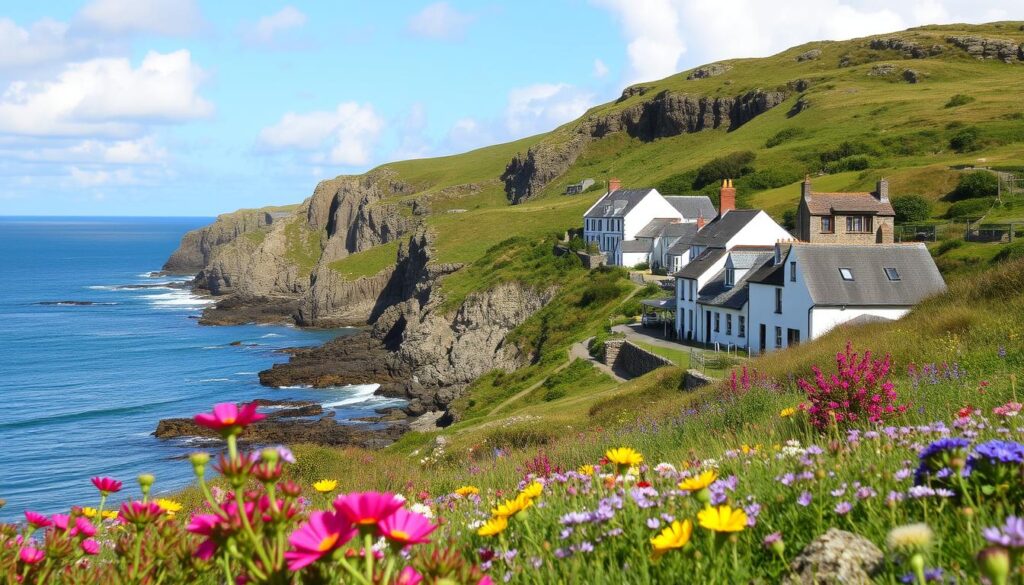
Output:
[
  {"xmin": 650, "ymin": 520, "xmax": 693, "ymax": 559},
  {"xmin": 101, "ymin": 510, "xmax": 119, "ymax": 520},
  {"xmin": 491, "ymin": 493, "xmax": 534, "ymax": 519},
  {"xmin": 678, "ymin": 470, "xmax": 718, "ymax": 493},
  {"xmin": 605, "ymin": 447, "xmax": 643, "ymax": 471},
  {"xmin": 79, "ymin": 507, "xmax": 97, "ymax": 518},
  {"xmin": 156, "ymin": 499, "xmax": 183, "ymax": 517},
  {"xmin": 577, "ymin": 464, "xmax": 595, "ymax": 476},
  {"xmin": 313, "ymin": 479, "xmax": 338, "ymax": 494},
  {"xmin": 520, "ymin": 481, "xmax": 543, "ymax": 500},
  {"xmin": 698, "ymin": 505, "xmax": 748, "ymax": 533},
  {"xmin": 477, "ymin": 516, "xmax": 508, "ymax": 537},
  {"xmin": 454, "ymin": 485, "xmax": 480, "ymax": 497},
  {"xmin": 780, "ymin": 407, "xmax": 797, "ymax": 418}
]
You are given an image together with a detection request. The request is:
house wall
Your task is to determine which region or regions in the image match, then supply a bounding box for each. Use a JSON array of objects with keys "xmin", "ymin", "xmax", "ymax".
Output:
[
  {"xmin": 622, "ymin": 251, "xmax": 650, "ymax": 267},
  {"xmin": 810, "ymin": 306, "xmax": 908, "ymax": 338},
  {"xmin": 799, "ymin": 210, "xmax": 896, "ymax": 244},
  {"xmin": 583, "ymin": 217, "xmax": 624, "ymax": 265},
  {"xmin": 696, "ymin": 304, "xmax": 749, "ymax": 349},
  {"xmin": 623, "ymin": 191, "xmax": 683, "ymax": 240},
  {"xmin": 726, "ymin": 212, "xmax": 794, "ymax": 249},
  {"xmin": 748, "ymin": 258, "xmax": 815, "ymax": 355}
]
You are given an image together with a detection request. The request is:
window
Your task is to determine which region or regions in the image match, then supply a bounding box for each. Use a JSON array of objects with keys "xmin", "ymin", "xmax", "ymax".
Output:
[
  {"xmin": 790, "ymin": 262, "xmax": 796, "ymax": 282},
  {"xmin": 821, "ymin": 216, "xmax": 834, "ymax": 233},
  {"xmin": 688, "ymin": 310, "xmax": 693, "ymax": 332},
  {"xmin": 775, "ymin": 326, "xmax": 783, "ymax": 348},
  {"xmin": 846, "ymin": 215, "xmax": 873, "ymax": 233},
  {"xmin": 739, "ymin": 316, "xmax": 746, "ymax": 338},
  {"xmin": 774, "ymin": 288, "xmax": 783, "ymax": 314},
  {"xmin": 714, "ymin": 312, "xmax": 720, "ymax": 332},
  {"xmin": 726, "ymin": 314, "xmax": 732, "ymax": 336},
  {"xmin": 690, "ymin": 281, "xmax": 695, "ymax": 300},
  {"xmin": 884, "ymin": 267, "xmax": 901, "ymax": 281},
  {"xmin": 725, "ymin": 268, "xmax": 735, "ymax": 288},
  {"xmin": 839, "ymin": 268, "xmax": 854, "ymax": 281}
]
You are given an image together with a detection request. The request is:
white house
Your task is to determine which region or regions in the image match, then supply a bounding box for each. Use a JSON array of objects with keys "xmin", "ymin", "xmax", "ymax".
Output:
[
  {"xmin": 583, "ymin": 179, "xmax": 714, "ymax": 267},
  {"xmin": 745, "ymin": 242, "xmax": 946, "ymax": 354},
  {"xmin": 678, "ymin": 247, "xmax": 775, "ymax": 346}
]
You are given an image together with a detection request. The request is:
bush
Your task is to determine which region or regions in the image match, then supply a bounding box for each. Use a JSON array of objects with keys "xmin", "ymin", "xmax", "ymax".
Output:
[
  {"xmin": 994, "ymin": 241, "xmax": 1024, "ymax": 263},
  {"xmin": 945, "ymin": 94, "xmax": 975, "ymax": 108},
  {"xmin": 949, "ymin": 127, "xmax": 981, "ymax": 152},
  {"xmin": 656, "ymin": 170, "xmax": 698, "ymax": 195},
  {"xmin": 782, "ymin": 209, "xmax": 796, "ymax": 231},
  {"xmin": 946, "ymin": 197, "xmax": 994, "ymax": 219},
  {"xmin": 891, "ymin": 194, "xmax": 933, "ymax": 223},
  {"xmin": 950, "ymin": 171, "xmax": 998, "ymax": 201},
  {"xmin": 935, "ymin": 238, "xmax": 965, "ymax": 255},
  {"xmin": 633, "ymin": 261, "xmax": 650, "ymax": 271},
  {"xmin": 765, "ymin": 127, "xmax": 806, "ymax": 148},
  {"xmin": 818, "ymin": 141, "xmax": 875, "ymax": 164},
  {"xmin": 737, "ymin": 166, "xmax": 804, "ymax": 190},
  {"xmin": 567, "ymin": 236, "xmax": 585, "ymax": 251},
  {"xmin": 824, "ymin": 155, "xmax": 871, "ymax": 173},
  {"xmin": 797, "ymin": 342, "xmax": 906, "ymax": 430},
  {"xmin": 693, "ymin": 151, "xmax": 756, "ymax": 189}
]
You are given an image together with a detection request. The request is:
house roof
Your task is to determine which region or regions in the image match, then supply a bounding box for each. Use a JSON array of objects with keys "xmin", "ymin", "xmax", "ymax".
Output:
[
  {"xmin": 666, "ymin": 225, "xmax": 702, "ymax": 256},
  {"xmin": 661, "ymin": 222, "xmax": 698, "ymax": 239},
  {"xmin": 792, "ymin": 243, "xmax": 945, "ymax": 306},
  {"xmin": 636, "ymin": 218, "xmax": 680, "ymax": 238},
  {"xmin": 674, "ymin": 247, "xmax": 727, "ymax": 279},
  {"xmin": 805, "ymin": 192, "xmax": 895, "ymax": 216},
  {"xmin": 691, "ymin": 209, "xmax": 762, "ymax": 247},
  {"xmin": 698, "ymin": 252, "xmax": 774, "ymax": 309},
  {"xmin": 584, "ymin": 188, "xmax": 654, "ymax": 218},
  {"xmin": 664, "ymin": 195, "xmax": 717, "ymax": 220},
  {"xmin": 728, "ymin": 247, "xmax": 774, "ymax": 269},
  {"xmin": 621, "ymin": 239, "xmax": 653, "ymax": 253}
]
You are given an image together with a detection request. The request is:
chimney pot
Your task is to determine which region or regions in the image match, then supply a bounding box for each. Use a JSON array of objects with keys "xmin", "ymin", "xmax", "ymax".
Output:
[
  {"xmin": 696, "ymin": 212, "xmax": 705, "ymax": 230},
  {"xmin": 719, "ymin": 178, "xmax": 736, "ymax": 216},
  {"xmin": 608, "ymin": 177, "xmax": 621, "ymax": 194},
  {"xmin": 876, "ymin": 177, "xmax": 889, "ymax": 202}
]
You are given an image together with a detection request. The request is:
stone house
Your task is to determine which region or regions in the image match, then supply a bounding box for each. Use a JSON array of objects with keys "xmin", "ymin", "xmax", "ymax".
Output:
[{"xmin": 795, "ymin": 177, "xmax": 896, "ymax": 244}]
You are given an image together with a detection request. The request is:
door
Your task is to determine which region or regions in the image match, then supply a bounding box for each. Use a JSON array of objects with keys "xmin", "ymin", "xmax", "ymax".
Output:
[
  {"xmin": 758, "ymin": 324, "xmax": 766, "ymax": 353},
  {"xmin": 705, "ymin": 312, "xmax": 712, "ymax": 345}
]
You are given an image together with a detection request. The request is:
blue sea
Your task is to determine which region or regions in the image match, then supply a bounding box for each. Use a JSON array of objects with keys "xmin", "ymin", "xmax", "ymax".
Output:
[{"xmin": 0, "ymin": 217, "xmax": 402, "ymax": 521}]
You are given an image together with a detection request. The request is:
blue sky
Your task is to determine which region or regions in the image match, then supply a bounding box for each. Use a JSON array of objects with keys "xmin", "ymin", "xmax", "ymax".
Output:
[{"xmin": 0, "ymin": 1, "xmax": 1019, "ymax": 216}]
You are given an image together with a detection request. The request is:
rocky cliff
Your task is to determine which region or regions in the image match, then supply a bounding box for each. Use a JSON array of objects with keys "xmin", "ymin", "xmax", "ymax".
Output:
[
  {"xmin": 502, "ymin": 88, "xmax": 789, "ymax": 203},
  {"xmin": 163, "ymin": 208, "xmax": 286, "ymax": 273}
]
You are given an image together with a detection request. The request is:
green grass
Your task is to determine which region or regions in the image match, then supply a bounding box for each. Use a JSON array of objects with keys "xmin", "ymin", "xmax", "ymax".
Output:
[
  {"xmin": 327, "ymin": 240, "xmax": 400, "ymax": 279},
  {"xmin": 283, "ymin": 218, "xmax": 323, "ymax": 278},
  {"xmin": 631, "ymin": 340, "xmax": 691, "ymax": 368}
]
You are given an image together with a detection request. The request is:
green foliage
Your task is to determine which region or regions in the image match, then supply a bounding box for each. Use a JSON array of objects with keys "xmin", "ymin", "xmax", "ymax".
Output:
[
  {"xmin": 764, "ymin": 127, "xmax": 806, "ymax": 148},
  {"xmin": 816, "ymin": 141, "xmax": 876, "ymax": 166},
  {"xmin": 949, "ymin": 127, "xmax": 982, "ymax": 152},
  {"xmin": 945, "ymin": 197, "xmax": 994, "ymax": 219},
  {"xmin": 736, "ymin": 166, "xmax": 804, "ymax": 191},
  {"xmin": 823, "ymin": 155, "xmax": 871, "ymax": 173},
  {"xmin": 945, "ymin": 93, "xmax": 976, "ymax": 108},
  {"xmin": 891, "ymin": 194, "xmax": 933, "ymax": 223},
  {"xmin": 541, "ymin": 359, "xmax": 607, "ymax": 402},
  {"xmin": 632, "ymin": 261, "xmax": 650, "ymax": 271},
  {"xmin": 655, "ymin": 170, "xmax": 698, "ymax": 195},
  {"xmin": 781, "ymin": 209, "xmax": 797, "ymax": 230},
  {"xmin": 283, "ymin": 219, "xmax": 324, "ymax": 277},
  {"xmin": 994, "ymin": 241, "xmax": 1024, "ymax": 263},
  {"xmin": 693, "ymin": 151, "xmax": 756, "ymax": 189},
  {"xmin": 328, "ymin": 240, "xmax": 401, "ymax": 279},
  {"xmin": 935, "ymin": 238, "xmax": 965, "ymax": 255},
  {"xmin": 567, "ymin": 236, "xmax": 586, "ymax": 251},
  {"xmin": 950, "ymin": 171, "xmax": 998, "ymax": 201}
]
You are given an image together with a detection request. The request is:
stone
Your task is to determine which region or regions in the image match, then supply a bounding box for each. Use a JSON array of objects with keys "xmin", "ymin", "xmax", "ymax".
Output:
[
  {"xmin": 686, "ymin": 63, "xmax": 732, "ymax": 79},
  {"xmin": 785, "ymin": 528, "xmax": 884, "ymax": 584},
  {"xmin": 788, "ymin": 79, "xmax": 812, "ymax": 92},
  {"xmin": 868, "ymin": 37, "xmax": 941, "ymax": 59},
  {"xmin": 868, "ymin": 64, "xmax": 897, "ymax": 77},
  {"xmin": 796, "ymin": 49, "xmax": 821, "ymax": 62},
  {"xmin": 788, "ymin": 96, "xmax": 811, "ymax": 118},
  {"xmin": 946, "ymin": 35, "xmax": 1021, "ymax": 63},
  {"xmin": 902, "ymin": 69, "xmax": 922, "ymax": 84}
]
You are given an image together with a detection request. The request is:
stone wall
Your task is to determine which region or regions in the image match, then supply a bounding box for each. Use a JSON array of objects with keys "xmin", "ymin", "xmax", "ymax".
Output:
[
  {"xmin": 603, "ymin": 340, "xmax": 675, "ymax": 378},
  {"xmin": 683, "ymin": 369, "xmax": 715, "ymax": 390}
]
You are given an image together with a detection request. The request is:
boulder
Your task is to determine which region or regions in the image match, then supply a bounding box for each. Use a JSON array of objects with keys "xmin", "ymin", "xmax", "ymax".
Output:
[
  {"xmin": 687, "ymin": 63, "xmax": 732, "ymax": 79},
  {"xmin": 785, "ymin": 528, "xmax": 883, "ymax": 584},
  {"xmin": 796, "ymin": 49, "xmax": 821, "ymax": 62}
]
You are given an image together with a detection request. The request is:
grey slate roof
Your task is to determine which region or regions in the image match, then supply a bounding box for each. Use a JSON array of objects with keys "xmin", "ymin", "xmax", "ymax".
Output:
[
  {"xmin": 584, "ymin": 188, "xmax": 654, "ymax": 218},
  {"xmin": 747, "ymin": 257, "xmax": 785, "ymax": 285},
  {"xmin": 636, "ymin": 218, "xmax": 679, "ymax": 238},
  {"xmin": 728, "ymin": 247, "xmax": 774, "ymax": 270},
  {"xmin": 661, "ymin": 222, "xmax": 698, "ymax": 239},
  {"xmin": 805, "ymin": 193, "xmax": 895, "ymax": 216},
  {"xmin": 698, "ymin": 252, "xmax": 774, "ymax": 309},
  {"xmin": 691, "ymin": 209, "xmax": 762, "ymax": 247},
  {"xmin": 664, "ymin": 195, "xmax": 717, "ymax": 220},
  {"xmin": 674, "ymin": 247, "xmax": 727, "ymax": 279},
  {"xmin": 794, "ymin": 243, "xmax": 945, "ymax": 306},
  {"xmin": 621, "ymin": 239, "xmax": 653, "ymax": 253}
]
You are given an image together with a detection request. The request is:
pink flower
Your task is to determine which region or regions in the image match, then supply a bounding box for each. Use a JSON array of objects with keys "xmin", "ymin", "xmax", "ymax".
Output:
[
  {"xmin": 478, "ymin": 577, "xmax": 494, "ymax": 585},
  {"xmin": 378, "ymin": 508, "xmax": 436, "ymax": 546},
  {"xmin": 73, "ymin": 517, "xmax": 96, "ymax": 538},
  {"xmin": 119, "ymin": 501, "xmax": 164, "ymax": 525},
  {"xmin": 333, "ymin": 492, "xmax": 403, "ymax": 530},
  {"xmin": 187, "ymin": 514, "xmax": 224, "ymax": 560},
  {"xmin": 19, "ymin": 547, "xmax": 45, "ymax": 564},
  {"xmin": 396, "ymin": 566, "xmax": 424, "ymax": 585},
  {"xmin": 284, "ymin": 511, "xmax": 356, "ymax": 571},
  {"xmin": 91, "ymin": 476, "xmax": 123, "ymax": 495},
  {"xmin": 194, "ymin": 402, "xmax": 265, "ymax": 435},
  {"xmin": 994, "ymin": 402, "xmax": 1023, "ymax": 418},
  {"xmin": 51, "ymin": 514, "xmax": 70, "ymax": 531},
  {"xmin": 23, "ymin": 511, "xmax": 51, "ymax": 528},
  {"xmin": 81, "ymin": 539, "xmax": 100, "ymax": 555}
]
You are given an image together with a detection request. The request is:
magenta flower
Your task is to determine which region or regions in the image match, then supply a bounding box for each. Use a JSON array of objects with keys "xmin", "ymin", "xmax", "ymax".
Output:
[
  {"xmin": 119, "ymin": 501, "xmax": 164, "ymax": 525},
  {"xmin": 81, "ymin": 539, "xmax": 100, "ymax": 555},
  {"xmin": 285, "ymin": 511, "xmax": 356, "ymax": 570},
  {"xmin": 186, "ymin": 514, "xmax": 224, "ymax": 560},
  {"xmin": 396, "ymin": 566, "xmax": 424, "ymax": 585},
  {"xmin": 19, "ymin": 547, "xmax": 45, "ymax": 564},
  {"xmin": 91, "ymin": 476, "xmax": 123, "ymax": 495},
  {"xmin": 378, "ymin": 508, "xmax": 436, "ymax": 546},
  {"xmin": 194, "ymin": 402, "xmax": 265, "ymax": 435},
  {"xmin": 23, "ymin": 511, "xmax": 51, "ymax": 528},
  {"xmin": 333, "ymin": 492, "xmax": 403, "ymax": 530},
  {"xmin": 72, "ymin": 517, "xmax": 96, "ymax": 538},
  {"xmin": 50, "ymin": 514, "xmax": 70, "ymax": 531}
]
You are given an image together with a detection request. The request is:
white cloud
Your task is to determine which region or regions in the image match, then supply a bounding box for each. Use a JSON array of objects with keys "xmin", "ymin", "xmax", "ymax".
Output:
[
  {"xmin": 444, "ymin": 117, "xmax": 494, "ymax": 153},
  {"xmin": 77, "ymin": 0, "xmax": 204, "ymax": 36},
  {"xmin": 406, "ymin": 2, "xmax": 476, "ymax": 40},
  {"xmin": 69, "ymin": 165, "xmax": 139, "ymax": 186},
  {"xmin": 10, "ymin": 136, "xmax": 168, "ymax": 164},
  {"xmin": 0, "ymin": 50, "xmax": 212, "ymax": 137},
  {"xmin": 592, "ymin": 0, "xmax": 686, "ymax": 84},
  {"xmin": 505, "ymin": 83, "xmax": 595, "ymax": 137},
  {"xmin": 0, "ymin": 18, "xmax": 76, "ymax": 70},
  {"xmin": 257, "ymin": 102, "xmax": 384, "ymax": 166},
  {"xmin": 593, "ymin": 58, "xmax": 610, "ymax": 78},
  {"xmin": 242, "ymin": 6, "xmax": 308, "ymax": 47}
]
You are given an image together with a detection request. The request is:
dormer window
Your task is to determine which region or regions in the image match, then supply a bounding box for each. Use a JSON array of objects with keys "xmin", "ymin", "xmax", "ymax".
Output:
[
  {"xmin": 724, "ymin": 268, "xmax": 735, "ymax": 288},
  {"xmin": 839, "ymin": 268, "xmax": 854, "ymax": 281}
]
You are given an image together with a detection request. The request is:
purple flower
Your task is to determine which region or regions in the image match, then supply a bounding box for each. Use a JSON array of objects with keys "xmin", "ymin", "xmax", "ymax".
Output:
[
  {"xmin": 777, "ymin": 473, "xmax": 795, "ymax": 486},
  {"xmin": 908, "ymin": 486, "xmax": 935, "ymax": 499},
  {"xmin": 983, "ymin": 516, "xmax": 1024, "ymax": 548},
  {"xmin": 646, "ymin": 517, "xmax": 661, "ymax": 530},
  {"xmin": 895, "ymin": 468, "xmax": 912, "ymax": 481},
  {"xmin": 830, "ymin": 486, "xmax": 846, "ymax": 498},
  {"xmin": 971, "ymin": 440, "xmax": 1024, "ymax": 465},
  {"xmin": 744, "ymin": 502, "xmax": 761, "ymax": 527},
  {"xmin": 797, "ymin": 491, "xmax": 812, "ymax": 507},
  {"xmin": 916, "ymin": 437, "xmax": 971, "ymax": 484},
  {"xmin": 763, "ymin": 532, "xmax": 782, "ymax": 548},
  {"xmin": 834, "ymin": 501, "xmax": 852, "ymax": 515},
  {"xmin": 855, "ymin": 486, "xmax": 877, "ymax": 500}
]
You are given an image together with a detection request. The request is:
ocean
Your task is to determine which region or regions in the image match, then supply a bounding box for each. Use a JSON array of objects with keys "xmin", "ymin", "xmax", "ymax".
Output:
[{"xmin": 0, "ymin": 217, "xmax": 402, "ymax": 521}]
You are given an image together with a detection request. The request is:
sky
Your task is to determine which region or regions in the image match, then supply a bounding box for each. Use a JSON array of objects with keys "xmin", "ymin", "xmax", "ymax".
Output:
[{"xmin": 0, "ymin": 1, "xmax": 1020, "ymax": 216}]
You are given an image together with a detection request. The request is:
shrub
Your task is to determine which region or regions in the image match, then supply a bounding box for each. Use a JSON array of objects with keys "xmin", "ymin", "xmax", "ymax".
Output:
[
  {"xmin": 935, "ymin": 238, "xmax": 965, "ymax": 255},
  {"xmin": 950, "ymin": 171, "xmax": 998, "ymax": 201},
  {"xmin": 994, "ymin": 241, "xmax": 1024, "ymax": 263},
  {"xmin": 656, "ymin": 170, "xmax": 698, "ymax": 195},
  {"xmin": 567, "ymin": 236, "xmax": 585, "ymax": 251},
  {"xmin": 824, "ymin": 155, "xmax": 871, "ymax": 173},
  {"xmin": 797, "ymin": 342, "xmax": 907, "ymax": 430},
  {"xmin": 577, "ymin": 281, "xmax": 625, "ymax": 308},
  {"xmin": 945, "ymin": 94, "xmax": 975, "ymax": 108},
  {"xmin": 946, "ymin": 197, "xmax": 994, "ymax": 219},
  {"xmin": 891, "ymin": 194, "xmax": 933, "ymax": 223},
  {"xmin": 818, "ymin": 141, "xmax": 874, "ymax": 164},
  {"xmin": 693, "ymin": 151, "xmax": 756, "ymax": 189},
  {"xmin": 738, "ymin": 166, "xmax": 804, "ymax": 190},
  {"xmin": 633, "ymin": 261, "xmax": 650, "ymax": 271},
  {"xmin": 765, "ymin": 127, "xmax": 806, "ymax": 148},
  {"xmin": 781, "ymin": 210, "xmax": 797, "ymax": 231},
  {"xmin": 543, "ymin": 387, "xmax": 568, "ymax": 401},
  {"xmin": 949, "ymin": 127, "xmax": 981, "ymax": 152}
]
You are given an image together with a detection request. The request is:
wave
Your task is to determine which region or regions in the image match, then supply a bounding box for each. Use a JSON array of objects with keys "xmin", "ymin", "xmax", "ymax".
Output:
[
  {"xmin": 0, "ymin": 398, "xmax": 187, "ymax": 432},
  {"xmin": 234, "ymin": 371, "xmax": 258, "ymax": 375},
  {"xmin": 320, "ymin": 384, "xmax": 387, "ymax": 409},
  {"xmin": 260, "ymin": 333, "xmax": 283, "ymax": 338},
  {"xmin": 142, "ymin": 290, "xmax": 214, "ymax": 308},
  {"xmin": 198, "ymin": 378, "xmax": 231, "ymax": 383}
]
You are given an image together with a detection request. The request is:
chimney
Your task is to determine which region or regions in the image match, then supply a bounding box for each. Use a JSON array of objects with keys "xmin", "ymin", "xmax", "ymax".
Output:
[
  {"xmin": 608, "ymin": 177, "xmax": 621, "ymax": 194},
  {"xmin": 719, "ymin": 178, "xmax": 736, "ymax": 216},
  {"xmin": 801, "ymin": 175, "xmax": 812, "ymax": 201},
  {"xmin": 696, "ymin": 212, "xmax": 705, "ymax": 230},
  {"xmin": 876, "ymin": 177, "xmax": 889, "ymax": 202}
]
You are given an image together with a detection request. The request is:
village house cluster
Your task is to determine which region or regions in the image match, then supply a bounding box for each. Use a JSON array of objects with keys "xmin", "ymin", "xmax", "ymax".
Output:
[{"xmin": 582, "ymin": 177, "xmax": 946, "ymax": 355}]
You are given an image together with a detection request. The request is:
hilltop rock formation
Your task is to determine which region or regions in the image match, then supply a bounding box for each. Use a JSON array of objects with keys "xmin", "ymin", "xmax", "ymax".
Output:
[
  {"xmin": 502, "ymin": 88, "xmax": 789, "ymax": 203},
  {"xmin": 869, "ymin": 37, "xmax": 943, "ymax": 58},
  {"xmin": 946, "ymin": 35, "xmax": 1023, "ymax": 63}
]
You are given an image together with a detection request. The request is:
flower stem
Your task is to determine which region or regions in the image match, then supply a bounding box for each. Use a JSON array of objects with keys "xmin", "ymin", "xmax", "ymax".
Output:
[{"xmin": 363, "ymin": 531, "xmax": 375, "ymax": 583}]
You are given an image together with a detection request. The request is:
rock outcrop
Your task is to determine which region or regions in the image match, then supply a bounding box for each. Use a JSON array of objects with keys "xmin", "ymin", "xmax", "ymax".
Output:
[
  {"xmin": 502, "ymin": 88, "xmax": 789, "ymax": 203},
  {"xmin": 686, "ymin": 63, "xmax": 732, "ymax": 79},
  {"xmin": 163, "ymin": 208, "xmax": 284, "ymax": 274},
  {"xmin": 869, "ymin": 37, "xmax": 943, "ymax": 58},
  {"xmin": 795, "ymin": 49, "xmax": 821, "ymax": 62},
  {"xmin": 785, "ymin": 528, "xmax": 883, "ymax": 584},
  {"xmin": 946, "ymin": 35, "xmax": 1023, "ymax": 63}
]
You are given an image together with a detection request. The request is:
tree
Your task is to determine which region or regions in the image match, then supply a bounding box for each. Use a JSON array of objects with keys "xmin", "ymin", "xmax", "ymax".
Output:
[
  {"xmin": 890, "ymin": 195, "xmax": 932, "ymax": 224},
  {"xmin": 950, "ymin": 171, "xmax": 998, "ymax": 201},
  {"xmin": 693, "ymin": 151, "xmax": 756, "ymax": 189},
  {"xmin": 781, "ymin": 210, "xmax": 797, "ymax": 231}
]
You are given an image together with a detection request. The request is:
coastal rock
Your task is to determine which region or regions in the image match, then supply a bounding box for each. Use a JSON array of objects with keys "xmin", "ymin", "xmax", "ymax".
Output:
[
  {"xmin": 502, "ymin": 88, "xmax": 789, "ymax": 203},
  {"xmin": 198, "ymin": 295, "xmax": 299, "ymax": 325},
  {"xmin": 154, "ymin": 414, "xmax": 406, "ymax": 449},
  {"xmin": 163, "ymin": 208, "xmax": 284, "ymax": 274},
  {"xmin": 616, "ymin": 85, "xmax": 651, "ymax": 102},
  {"xmin": 258, "ymin": 331, "xmax": 410, "ymax": 394},
  {"xmin": 867, "ymin": 64, "xmax": 897, "ymax": 77},
  {"xmin": 784, "ymin": 528, "xmax": 883, "ymax": 584}
]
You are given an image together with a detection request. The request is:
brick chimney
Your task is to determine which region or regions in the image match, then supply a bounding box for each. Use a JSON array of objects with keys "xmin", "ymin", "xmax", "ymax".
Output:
[
  {"xmin": 608, "ymin": 177, "xmax": 621, "ymax": 194},
  {"xmin": 696, "ymin": 212, "xmax": 705, "ymax": 230},
  {"xmin": 719, "ymin": 178, "xmax": 736, "ymax": 216},
  {"xmin": 876, "ymin": 177, "xmax": 889, "ymax": 202},
  {"xmin": 801, "ymin": 175, "xmax": 812, "ymax": 202}
]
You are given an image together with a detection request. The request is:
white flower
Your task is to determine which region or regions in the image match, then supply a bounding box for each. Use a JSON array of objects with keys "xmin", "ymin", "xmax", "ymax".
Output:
[
  {"xmin": 411, "ymin": 502, "xmax": 434, "ymax": 519},
  {"xmin": 887, "ymin": 523, "xmax": 933, "ymax": 554}
]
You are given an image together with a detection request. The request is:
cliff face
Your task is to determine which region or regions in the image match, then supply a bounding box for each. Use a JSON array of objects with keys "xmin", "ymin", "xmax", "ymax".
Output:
[
  {"xmin": 162, "ymin": 209, "xmax": 282, "ymax": 273},
  {"xmin": 502, "ymin": 88, "xmax": 789, "ymax": 203}
]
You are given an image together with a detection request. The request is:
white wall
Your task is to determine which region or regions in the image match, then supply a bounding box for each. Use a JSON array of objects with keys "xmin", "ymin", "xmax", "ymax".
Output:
[
  {"xmin": 697, "ymin": 305, "xmax": 749, "ymax": 349},
  {"xmin": 747, "ymin": 257, "xmax": 815, "ymax": 355},
  {"xmin": 623, "ymin": 190, "xmax": 683, "ymax": 240},
  {"xmin": 622, "ymin": 251, "xmax": 650, "ymax": 267},
  {"xmin": 724, "ymin": 211, "xmax": 793, "ymax": 249},
  {"xmin": 810, "ymin": 307, "xmax": 908, "ymax": 338}
]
